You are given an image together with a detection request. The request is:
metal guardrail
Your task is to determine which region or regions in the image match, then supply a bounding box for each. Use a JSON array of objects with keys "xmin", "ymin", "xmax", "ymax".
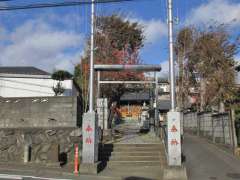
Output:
[
  {"xmin": 236, "ymin": 121, "xmax": 240, "ymax": 146},
  {"xmin": 162, "ymin": 124, "xmax": 168, "ymax": 153}
]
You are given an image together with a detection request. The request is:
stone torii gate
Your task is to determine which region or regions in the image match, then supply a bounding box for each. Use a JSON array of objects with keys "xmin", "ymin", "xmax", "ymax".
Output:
[
  {"xmin": 80, "ymin": 64, "xmax": 161, "ymax": 174},
  {"xmin": 95, "ymin": 64, "xmax": 162, "ymax": 98}
]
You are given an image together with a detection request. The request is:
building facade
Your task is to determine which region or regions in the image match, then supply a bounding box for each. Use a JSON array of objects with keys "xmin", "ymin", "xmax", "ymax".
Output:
[{"xmin": 0, "ymin": 67, "xmax": 78, "ymax": 97}]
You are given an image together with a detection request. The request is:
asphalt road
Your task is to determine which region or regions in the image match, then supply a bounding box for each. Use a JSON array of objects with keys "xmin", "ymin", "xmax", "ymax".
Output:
[
  {"xmin": 0, "ymin": 173, "xmax": 72, "ymax": 180},
  {"xmin": 0, "ymin": 173, "xmax": 119, "ymax": 180},
  {"xmin": 183, "ymin": 134, "xmax": 240, "ymax": 180}
]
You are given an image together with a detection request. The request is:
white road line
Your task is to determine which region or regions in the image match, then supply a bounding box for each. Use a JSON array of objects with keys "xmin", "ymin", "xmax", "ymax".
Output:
[
  {"xmin": 0, "ymin": 174, "xmax": 22, "ymax": 179},
  {"xmin": 0, "ymin": 174, "xmax": 73, "ymax": 180}
]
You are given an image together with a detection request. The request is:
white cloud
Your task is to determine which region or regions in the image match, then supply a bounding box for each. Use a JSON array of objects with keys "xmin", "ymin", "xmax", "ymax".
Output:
[
  {"xmin": 235, "ymin": 55, "xmax": 240, "ymax": 62},
  {"xmin": 144, "ymin": 60, "xmax": 169, "ymax": 79},
  {"xmin": 143, "ymin": 19, "xmax": 168, "ymax": 43},
  {"xmin": 54, "ymin": 53, "xmax": 82, "ymax": 71},
  {"xmin": 0, "ymin": 17, "xmax": 83, "ymax": 73},
  {"xmin": 159, "ymin": 60, "xmax": 169, "ymax": 78},
  {"xmin": 187, "ymin": 0, "xmax": 240, "ymax": 27},
  {"xmin": 128, "ymin": 18, "xmax": 168, "ymax": 44}
]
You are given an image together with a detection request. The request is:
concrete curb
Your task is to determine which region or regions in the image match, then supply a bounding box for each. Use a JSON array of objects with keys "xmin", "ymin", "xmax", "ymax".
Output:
[
  {"xmin": 163, "ymin": 166, "xmax": 188, "ymax": 180},
  {"xmin": 0, "ymin": 164, "xmax": 122, "ymax": 180},
  {"xmin": 0, "ymin": 167, "xmax": 121, "ymax": 180}
]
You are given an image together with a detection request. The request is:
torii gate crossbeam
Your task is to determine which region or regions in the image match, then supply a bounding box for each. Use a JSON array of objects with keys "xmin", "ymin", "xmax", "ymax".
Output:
[
  {"xmin": 94, "ymin": 64, "xmax": 161, "ymax": 72},
  {"xmin": 94, "ymin": 64, "xmax": 161, "ymax": 100}
]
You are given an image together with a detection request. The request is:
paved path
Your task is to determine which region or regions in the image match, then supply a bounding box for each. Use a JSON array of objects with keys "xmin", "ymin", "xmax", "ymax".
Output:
[
  {"xmin": 110, "ymin": 119, "xmax": 161, "ymax": 144},
  {"xmin": 183, "ymin": 133, "xmax": 240, "ymax": 180}
]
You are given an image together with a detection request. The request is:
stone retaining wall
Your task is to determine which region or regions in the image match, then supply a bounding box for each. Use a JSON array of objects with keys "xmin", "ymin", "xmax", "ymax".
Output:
[{"xmin": 0, "ymin": 128, "xmax": 82, "ymax": 164}]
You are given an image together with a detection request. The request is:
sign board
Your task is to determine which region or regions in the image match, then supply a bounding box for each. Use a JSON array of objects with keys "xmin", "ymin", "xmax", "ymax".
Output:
[
  {"xmin": 97, "ymin": 98, "xmax": 108, "ymax": 130},
  {"xmin": 167, "ymin": 111, "xmax": 181, "ymax": 166}
]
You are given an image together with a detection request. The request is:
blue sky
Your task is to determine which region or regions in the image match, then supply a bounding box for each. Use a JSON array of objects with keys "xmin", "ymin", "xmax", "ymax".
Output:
[{"xmin": 0, "ymin": 0, "xmax": 240, "ymax": 77}]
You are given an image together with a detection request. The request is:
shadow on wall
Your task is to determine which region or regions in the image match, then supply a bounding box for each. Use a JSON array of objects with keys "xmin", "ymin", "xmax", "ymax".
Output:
[
  {"xmin": 59, "ymin": 152, "xmax": 68, "ymax": 166},
  {"xmin": 77, "ymin": 96, "xmax": 83, "ymax": 127}
]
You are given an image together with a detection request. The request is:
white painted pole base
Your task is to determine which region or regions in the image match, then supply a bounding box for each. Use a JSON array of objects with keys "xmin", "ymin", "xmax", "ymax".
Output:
[
  {"xmin": 82, "ymin": 112, "xmax": 99, "ymax": 164},
  {"xmin": 167, "ymin": 111, "xmax": 182, "ymax": 166}
]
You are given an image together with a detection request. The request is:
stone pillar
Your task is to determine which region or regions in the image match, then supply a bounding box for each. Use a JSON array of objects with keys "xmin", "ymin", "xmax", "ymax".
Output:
[
  {"xmin": 230, "ymin": 109, "xmax": 238, "ymax": 154},
  {"xmin": 81, "ymin": 112, "xmax": 100, "ymax": 174},
  {"xmin": 167, "ymin": 111, "xmax": 181, "ymax": 166},
  {"xmin": 24, "ymin": 145, "xmax": 30, "ymax": 163},
  {"xmin": 97, "ymin": 98, "xmax": 108, "ymax": 130},
  {"xmin": 46, "ymin": 144, "xmax": 60, "ymax": 167}
]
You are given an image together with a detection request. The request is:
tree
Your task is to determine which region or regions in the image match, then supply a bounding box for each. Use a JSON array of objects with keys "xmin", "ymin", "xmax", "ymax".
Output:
[
  {"xmin": 52, "ymin": 70, "xmax": 73, "ymax": 81},
  {"xmin": 190, "ymin": 29, "xmax": 237, "ymax": 112},
  {"xmin": 52, "ymin": 70, "xmax": 73, "ymax": 96},
  {"xmin": 74, "ymin": 14, "xmax": 145, "ymax": 111},
  {"xmin": 52, "ymin": 82, "xmax": 65, "ymax": 96},
  {"xmin": 74, "ymin": 64, "xmax": 89, "ymax": 112},
  {"xmin": 175, "ymin": 27, "xmax": 195, "ymax": 110},
  {"xmin": 175, "ymin": 25, "xmax": 239, "ymax": 112}
]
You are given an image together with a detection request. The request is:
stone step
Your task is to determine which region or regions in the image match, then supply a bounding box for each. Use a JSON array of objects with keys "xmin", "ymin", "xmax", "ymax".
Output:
[
  {"xmin": 106, "ymin": 165, "xmax": 163, "ymax": 171},
  {"xmin": 99, "ymin": 156, "xmax": 166, "ymax": 162},
  {"xmin": 109, "ymin": 156, "xmax": 164, "ymax": 161},
  {"xmin": 102, "ymin": 147, "xmax": 164, "ymax": 152},
  {"xmin": 107, "ymin": 161, "xmax": 162, "ymax": 167},
  {"xmin": 100, "ymin": 144, "xmax": 164, "ymax": 150},
  {"xmin": 99, "ymin": 153, "xmax": 164, "ymax": 161},
  {"xmin": 102, "ymin": 151, "xmax": 164, "ymax": 157},
  {"xmin": 104, "ymin": 143, "xmax": 163, "ymax": 147}
]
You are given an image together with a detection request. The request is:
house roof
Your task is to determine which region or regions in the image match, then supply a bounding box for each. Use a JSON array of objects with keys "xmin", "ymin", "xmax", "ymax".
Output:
[
  {"xmin": 120, "ymin": 91, "xmax": 151, "ymax": 101},
  {"xmin": 158, "ymin": 78, "xmax": 169, "ymax": 83},
  {"xmin": 0, "ymin": 66, "xmax": 50, "ymax": 76},
  {"xmin": 157, "ymin": 100, "xmax": 171, "ymax": 111}
]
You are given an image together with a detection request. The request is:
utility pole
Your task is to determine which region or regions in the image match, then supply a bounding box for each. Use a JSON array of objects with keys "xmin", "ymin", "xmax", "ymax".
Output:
[
  {"xmin": 89, "ymin": 0, "xmax": 95, "ymax": 112},
  {"xmin": 167, "ymin": 0, "xmax": 182, "ymax": 167},
  {"xmin": 168, "ymin": 0, "xmax": 175, "ymax": 110},
  {"xmin": 81, "ymin": 0, "xmax": 100, "ymax": 173}
]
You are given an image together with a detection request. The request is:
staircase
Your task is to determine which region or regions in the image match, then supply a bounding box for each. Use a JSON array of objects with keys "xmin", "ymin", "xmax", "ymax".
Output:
[{"xmin": 99, "ymin": 143, "xmax": 167, "ymax": 180}]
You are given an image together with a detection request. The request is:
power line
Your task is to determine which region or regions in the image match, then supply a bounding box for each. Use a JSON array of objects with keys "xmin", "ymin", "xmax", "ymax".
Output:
[{"xmin": 0, "ymin": 0, "xmax": 139, "ymax": 11}]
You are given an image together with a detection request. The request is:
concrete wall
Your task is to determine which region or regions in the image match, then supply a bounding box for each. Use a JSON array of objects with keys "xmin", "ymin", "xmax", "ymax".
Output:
[
  {"xmin": 0, "ymin": 96, "xmax": 80, "ymax": 128},
  {"xmin": 212, "ymin": 113, "xmax": 231, "ymax": 145},
  {"xmin": 183, "ymin": 112, "xmax": 198, "ymax": 135},
  {"xmin": 198, "ymin": 113, "xmax": 212, "ymax": 139},
  {"xmin": 0, "ymin": 77, "xmax": 76, "ymax": 97},
  {"xmin": 183, "ymin": 112, "xmax": 233, "ymax": 147}
]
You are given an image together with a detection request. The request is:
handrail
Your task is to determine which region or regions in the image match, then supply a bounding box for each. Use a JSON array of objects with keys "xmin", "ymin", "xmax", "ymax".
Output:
[{"xmin": 161, "ymin": 124, "xmax": 168, "ymax": 154}]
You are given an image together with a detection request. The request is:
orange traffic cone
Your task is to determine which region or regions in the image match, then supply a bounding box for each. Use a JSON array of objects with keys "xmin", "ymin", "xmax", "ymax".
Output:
[{"xmin": 74, "ymin": 144, "xmax": 79, "ymax": 175}]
